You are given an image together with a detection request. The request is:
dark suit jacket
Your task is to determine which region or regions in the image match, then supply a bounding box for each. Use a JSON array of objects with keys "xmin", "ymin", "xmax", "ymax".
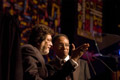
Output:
[
  {"xmin": 49, "ymin": 57, "xmax": 91, "ymax": 80},
  {"xmin": 21, "ymin": 44, "xmax": 77, "ymax": 80},
  {"xmin": 73, "ymin": 59, "xmax": 91, "ymax": 80}
]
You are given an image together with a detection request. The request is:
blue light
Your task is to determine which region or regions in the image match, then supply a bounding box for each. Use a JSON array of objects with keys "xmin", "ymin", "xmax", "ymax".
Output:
[{"xmin": 119, "ymin": 49, "xmax": 120, "ymax": 56}]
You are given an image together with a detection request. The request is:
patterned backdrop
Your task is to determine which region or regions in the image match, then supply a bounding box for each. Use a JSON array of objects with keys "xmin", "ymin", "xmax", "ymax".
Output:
[
  {"xmin": 77, "ymin": 0, "xmax": 103, "ymax": 42},
  {"xmin": 1, "ymin": 0, "xmax": 61, "ymax": 45}
]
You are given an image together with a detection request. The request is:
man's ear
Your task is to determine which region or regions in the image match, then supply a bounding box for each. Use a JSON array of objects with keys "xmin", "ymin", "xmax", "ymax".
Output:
[
  {"xmin": 37, "ymin": 43, "xmax": 40, "ymax": 45},
  {"xmin": 37, "ymin": 42, "xmax": 42, "ymax": 47}
]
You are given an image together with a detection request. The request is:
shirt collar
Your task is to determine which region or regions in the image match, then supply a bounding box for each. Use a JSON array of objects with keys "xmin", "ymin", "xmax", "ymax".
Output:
[
  {"xmin": 56, "ymin": 55, "xmax": 70, "ymax": 62},
  {"xmin": 64, "ymin": 55, "xmax": 70, "ymax": 61}
]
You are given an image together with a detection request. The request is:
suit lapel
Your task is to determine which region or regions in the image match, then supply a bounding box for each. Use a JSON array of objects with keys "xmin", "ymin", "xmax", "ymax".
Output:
[{"xmin": 73, "ymin": 60, "xmax": 80, "ymax": 80}]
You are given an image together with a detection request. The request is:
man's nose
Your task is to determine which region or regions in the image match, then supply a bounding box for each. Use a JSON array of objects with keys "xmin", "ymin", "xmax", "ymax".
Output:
[{"xmin": 50, "ymin": 41, "xmax": 53, "ymax": 46}]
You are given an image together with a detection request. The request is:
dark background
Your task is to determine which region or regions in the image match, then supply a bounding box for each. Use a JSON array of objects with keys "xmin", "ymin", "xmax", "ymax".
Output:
[{"xmin": 60, "ymin": 0, "xmax": 120, "ymax": 80}]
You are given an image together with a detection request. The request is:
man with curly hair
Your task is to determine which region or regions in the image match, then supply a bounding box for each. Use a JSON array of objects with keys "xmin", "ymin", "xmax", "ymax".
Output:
[{"xmin": 21, "ymin": 24, "xmax": 90, "ymax": 80}]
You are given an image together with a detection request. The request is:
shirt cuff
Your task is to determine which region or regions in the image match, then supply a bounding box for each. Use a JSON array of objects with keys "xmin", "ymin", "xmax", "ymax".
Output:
[{"xmin": 70, "ymin": 59, "xmax": 78, "ymax": 69}]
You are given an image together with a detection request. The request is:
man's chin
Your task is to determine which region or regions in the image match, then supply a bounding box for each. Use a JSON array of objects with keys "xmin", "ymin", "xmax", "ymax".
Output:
[{"xmin": 42, "ymin": 51, "xmax": 49, "ymax": 55}]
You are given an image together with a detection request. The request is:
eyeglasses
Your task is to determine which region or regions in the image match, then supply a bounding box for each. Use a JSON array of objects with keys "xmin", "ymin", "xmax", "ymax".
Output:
[{"xmin": 57, "ymin": 43, "xmax": 70, "ymax": 48}]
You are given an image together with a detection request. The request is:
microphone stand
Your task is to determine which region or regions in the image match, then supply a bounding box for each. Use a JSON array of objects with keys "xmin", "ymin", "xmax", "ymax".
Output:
[
  {"xmin": 92, "ymin": 32, "xmax": 117, "ymax": 80},
  {"xmin": 84, "ymin": 32, "xmax": 101, "ymax": 76},
  {"xmin": 85, "ymin": 52, "xmax": 96, "ymax": 76},
  {"xmin": 92, "ymin": 56, "xmax": 114, "ymax": 73}
]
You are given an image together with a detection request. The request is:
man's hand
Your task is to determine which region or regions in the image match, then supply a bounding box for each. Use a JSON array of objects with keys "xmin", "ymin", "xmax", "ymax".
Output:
[{"xmin": 71, "ymin": 43, "xmax": 90, "ymax": 62}]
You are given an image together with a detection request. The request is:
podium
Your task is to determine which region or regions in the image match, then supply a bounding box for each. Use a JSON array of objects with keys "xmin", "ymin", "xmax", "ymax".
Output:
[{"xmin": 89, "ymin": 56, "xmax": 120, "ymax": 80}]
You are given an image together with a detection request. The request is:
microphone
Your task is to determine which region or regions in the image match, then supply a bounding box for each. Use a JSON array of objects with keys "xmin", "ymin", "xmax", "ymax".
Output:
[
  {"xmin": 92, "ymin": 53, "xmax": 103, "ymax": 57},
  {"xmin": 92, "ymin": 32, "xmax": 103, "ymax": 56}
]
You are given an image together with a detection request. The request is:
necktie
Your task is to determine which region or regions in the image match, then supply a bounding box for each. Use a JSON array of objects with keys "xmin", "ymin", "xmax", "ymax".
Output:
[
  {"xmin": 60, "ymin": 59, "xmax": 72, "ymax": 80},
  {"xmin": 60, "ymin": 59, "xmax": 65, "ymax": 66},
  {"xmin": 66, "ymin": 76, "xmax": 72, "ymax": 80}
]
